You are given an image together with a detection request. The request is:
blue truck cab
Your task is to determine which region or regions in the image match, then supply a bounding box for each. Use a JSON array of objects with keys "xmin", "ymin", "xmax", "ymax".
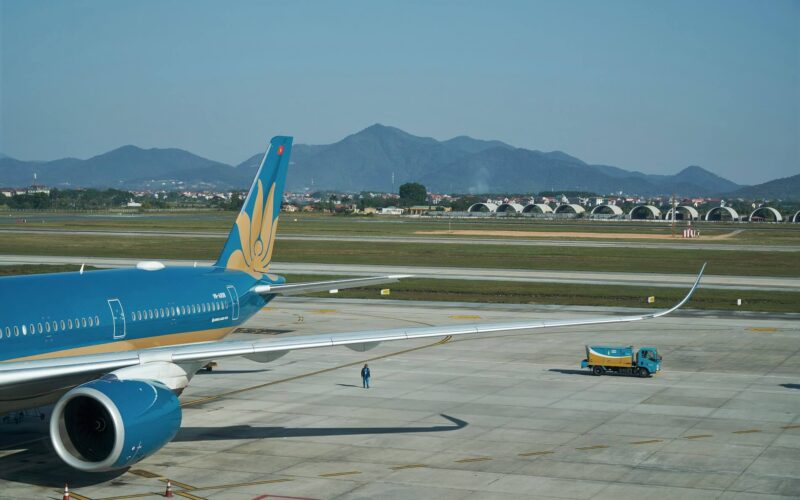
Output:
[{"xmin": 580, "ymin": 345, "xmax": 661, "ymax": 377}]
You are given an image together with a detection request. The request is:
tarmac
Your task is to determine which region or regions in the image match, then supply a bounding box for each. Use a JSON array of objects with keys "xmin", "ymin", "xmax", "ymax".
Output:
[
  {"xmin": 0, "ymin": 298, "xmax": 798, "ymax": 499},
  {"xmin": 1, "ymin": 254, "xmax": 798, "ymax": 291}
]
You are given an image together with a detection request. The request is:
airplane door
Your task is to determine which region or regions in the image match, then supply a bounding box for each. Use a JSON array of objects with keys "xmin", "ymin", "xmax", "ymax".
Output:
[
  {"xmin": 226, "ymin": 285, "xmax": 240, "ymax": 321},
  {"xmin": 107, "ymin": 299, "xmax": 126, "ymax": 339}
]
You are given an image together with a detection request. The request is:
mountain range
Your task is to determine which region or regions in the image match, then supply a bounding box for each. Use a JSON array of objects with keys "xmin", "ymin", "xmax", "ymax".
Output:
[{"xmin": 1, "ymin": 124, "xmax": 795, "ymax": 198}]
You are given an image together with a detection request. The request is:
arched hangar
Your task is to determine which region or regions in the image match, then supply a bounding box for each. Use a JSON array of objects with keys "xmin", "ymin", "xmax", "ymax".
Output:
[
  {"xmin": 496, "ymin": 203, "xmax": 524, "ymax": 213},
  {"xmin": 705, "ymin": 206, "xmax": 740, "ymax": 221},
  {"xmin": 664, "ymin": 206, "xmax": 700, "ymax": 221},
  {"xmin": 522, "ymin": 204, "xmax": 554, "ymax": 214},
  {"xmin": 590, "ymin": 204, "xmax": 624, "ymax": 216},
  {"xmin": 467, "ymin": 203, "xmax": 498, "ymax": 213},
  {"xmin": 629, "ymin": 205, "xmax": 661, "ymax": 220},
  {"xmin": 749, "ymin": 207, "xmax": 783, "ymax": 222},
  {"xmin": 794, "ymin": 211, "xmax": 800, "ymax": 223},
  {"xmin": 554, "ymin": 204, "xmax": 586, "ymax": 214}
]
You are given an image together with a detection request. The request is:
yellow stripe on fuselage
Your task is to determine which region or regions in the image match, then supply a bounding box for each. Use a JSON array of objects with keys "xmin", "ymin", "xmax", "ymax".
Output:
[{"xmin": 5, "ymin": 327, "xmax": 235, "ymax": 363}]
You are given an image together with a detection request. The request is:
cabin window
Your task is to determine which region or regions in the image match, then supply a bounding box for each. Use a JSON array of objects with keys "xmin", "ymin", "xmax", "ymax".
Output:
[
  {"xmin": 38, "ymin": 323, "xmax": 43, "ymax": 333},
  {"xmin": 147, "ymin": 310, "xmax": 153, "ymax": 320},
  {"xmin": 45, "ymin": 322, "xmax": 51, "ymax": 333},
  {"xmin": 88, "ymin": 317, "xmax": 94, "ymax": 327},
  {"xmin": 94, "ymin": 315, "xmax": 100, "ymax": 325},
  {"xmin": 67, "ymin": 319, "xmax": 72, "ymax": 329},
  {"xmin": 74, "ymin": 318, "xmax": 80, "ymax": 328},
  {"xmin": 29, "ymin": 324, "xmax": 34, "ymax": 335},
  {"xmin": 14, "ymin": 326, "xmax": 19, "ymax": 336},
  {"xmin": 60, "ymin": 320, "xmax": 66, "ymax": 331},
  {"xmin": 159, "ymin": 308, "xmax": 164, "ymax": 317},
  {"xmin": 21, "ymin": 325, "xmax": 26, "ymax": 336},
  {"xmin": 4, "ymin": 327, "xmax": 9, "ymax": 338},
  {"xmin": 82, "ymin": 318, "xmax": 87, "ymax": 328}
]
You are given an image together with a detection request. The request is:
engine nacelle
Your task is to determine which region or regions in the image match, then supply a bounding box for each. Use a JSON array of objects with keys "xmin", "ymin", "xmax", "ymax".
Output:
[{"xmin": 50, "ymin": 377, "xmax": 182, "ymax": 472}]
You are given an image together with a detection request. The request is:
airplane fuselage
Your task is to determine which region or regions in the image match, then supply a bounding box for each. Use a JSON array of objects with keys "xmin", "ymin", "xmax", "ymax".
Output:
[{"xmin": 0, "ymin": 266, "xmax": 275, "ymax": 411}]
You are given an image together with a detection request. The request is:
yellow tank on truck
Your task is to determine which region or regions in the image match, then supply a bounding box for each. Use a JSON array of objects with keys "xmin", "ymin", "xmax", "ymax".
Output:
[{"xmin": 585, "ymin": 345, "xmax": 634, "ymax": 368}]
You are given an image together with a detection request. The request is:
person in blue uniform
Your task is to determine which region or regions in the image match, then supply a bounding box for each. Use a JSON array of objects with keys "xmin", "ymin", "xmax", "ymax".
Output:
[{"xmin": 361, "ymin": 363, "xmax": 371, "ymax": 388}]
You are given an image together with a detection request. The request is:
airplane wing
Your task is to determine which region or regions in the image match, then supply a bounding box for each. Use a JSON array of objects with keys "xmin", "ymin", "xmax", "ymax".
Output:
[
  {"xmin": 0, "ymin": 264, "xmax": 705, "ymax": 390},
  {"xmin": 253, "ymin": 275, "xmax": 410, "ymax": 296}
]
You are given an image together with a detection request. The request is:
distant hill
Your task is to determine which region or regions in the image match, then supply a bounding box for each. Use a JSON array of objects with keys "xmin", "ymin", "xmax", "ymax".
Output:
[
  {"xmin": 0, "ymin": 146, "xmax": 240, "ymax": 190},
  {"xmin": 267, "ymin": 124, "xmax": 742, "ymax": 196},
  {"xmin": 0, "ymin": 125, "xmax": 752, "ymax": 196},
  {"xmin": 727, "ymin": 173, "xmax": 800, "ymax": 200}
]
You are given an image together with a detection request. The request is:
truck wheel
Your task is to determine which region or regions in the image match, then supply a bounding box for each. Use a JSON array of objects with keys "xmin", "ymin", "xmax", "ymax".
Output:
[
  {"xmin": 592, "ymin": 366, "xmax": 603, "ymax": 376},
  {"xmin": 638, "ymin": 368, "xmax": 650, "ymax": 378}
]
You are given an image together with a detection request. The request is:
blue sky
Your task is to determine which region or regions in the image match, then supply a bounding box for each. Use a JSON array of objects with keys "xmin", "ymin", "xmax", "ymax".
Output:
[{"xmin": 1, "ymin": 0, "xmax": 797, "ymax": 184}]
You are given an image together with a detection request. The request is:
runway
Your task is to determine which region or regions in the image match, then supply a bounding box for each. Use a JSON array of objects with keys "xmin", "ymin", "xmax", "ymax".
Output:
[
  {"xmin": 1, "ymin": 299, "xmax": 798, "ymax": 499},
  {"xmin": 0, "ymin": 228, "xmax": 796, "ymax": 252},
  {"xmin": 1, "ymin": 254, "xmax": 798, "ymax": 291}
]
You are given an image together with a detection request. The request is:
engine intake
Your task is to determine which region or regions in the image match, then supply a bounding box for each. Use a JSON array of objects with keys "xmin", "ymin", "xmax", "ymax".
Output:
[{"xmin": 50, "ymin": 377, "xmax": 181, "ymax": 471}]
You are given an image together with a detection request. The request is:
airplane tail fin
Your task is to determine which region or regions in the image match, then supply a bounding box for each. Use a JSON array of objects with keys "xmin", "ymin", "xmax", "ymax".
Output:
[{"xmin": 215, "ymin": 136, "xmax": 293, "ymax": 277}]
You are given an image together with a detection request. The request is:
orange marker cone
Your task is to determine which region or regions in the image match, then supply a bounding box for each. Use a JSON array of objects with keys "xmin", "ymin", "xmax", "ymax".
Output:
[
  {"xmin": 63, "ymin": 484, "xmax": 70, "ymax": 500},
  {"xmin": 164, "ymin": 479, "xmax": 174, "ymax": 497}
]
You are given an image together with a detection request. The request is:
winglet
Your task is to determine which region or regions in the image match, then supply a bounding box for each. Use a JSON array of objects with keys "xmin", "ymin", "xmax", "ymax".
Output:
[{"xmin": 652, "ymin": 262, "xmax": 706, "ymax": 318}]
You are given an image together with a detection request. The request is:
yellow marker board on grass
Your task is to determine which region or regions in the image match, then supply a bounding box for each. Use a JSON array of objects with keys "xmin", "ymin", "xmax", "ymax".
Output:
[{"xmin": 380, "ymin": 289, "xmax": 391, "ymax": 296}]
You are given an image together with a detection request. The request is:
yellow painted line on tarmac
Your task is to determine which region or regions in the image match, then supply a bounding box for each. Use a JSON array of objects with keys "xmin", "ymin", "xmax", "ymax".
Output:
[
  {"xmin": 631, "ymin": 439, "xmax": 663, "ymax": 445},
  {"xmin": 747, "ymin": 327, "xmax": 778, "ymax": 333},
  {"xmin": 175, "ymin": 492, "xmax": 206, "ymax": 500},
  {"xmin": 391, "ymin": 464, "xmax": 427, "ymax": 470},
  {"xmin": 449, "ymin": 315, "xmax": 481, "ymax": 320},
  {"xmin": 189, "ymin": 478, "xmax": 293, "ymax": 491},
  {"xmin": 575, "ymin": 445, "xmax": 609, "ymax": 451},
  {"xmin": 69, "ymin": 493, "xmax": 92, "ymax": 500},
  {"xmin": 312, "ymin": 309, "xmax": 338, "ymax": 314},
  {"xmin": 455, "ymin": 457, "xmax": 492, "ymax": 463},
  {"xmin": 128, "ymin": 469, "xmax": 162, "ymax": 478},
  {"xmin": 685, "ymin": 434, "xmax": 713, "ymax": 439},
  {"xmin": 262, "ymin": 306, "xmax": 273, "ymax": 310},
  {"xmin": 182, "ymin": 336, "xmax": 452, "ymax": 408},
  {"xmin": 94, "ymin": 494, "xmax": 156, "ymax": 500},
  {"xmin": 733, "ymin": 429, "xmax": 761, "ymax": 434},
  {"xmin": 160, "ymin": 478, "xmax": 197, "ymax": 490},
  {"xmin": 782, "ymin": 424, "xmax": 800, "ymax": 429},
  {"xmin": 319, "ymin": 471, "xmax": 361, "ymax": 477},
  {"xmin": 518, "ymin": 451, "xmax": 554, "ymax": 457}
]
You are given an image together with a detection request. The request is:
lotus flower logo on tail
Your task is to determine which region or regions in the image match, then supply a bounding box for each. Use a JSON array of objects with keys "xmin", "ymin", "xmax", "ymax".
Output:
[
  {"xmin": 215, "ymin": 136, "xmax": 292, "ymax": 277},
  {"xmin": 226, "ymin": 180, "xmax": 279, "ymax": 278}
]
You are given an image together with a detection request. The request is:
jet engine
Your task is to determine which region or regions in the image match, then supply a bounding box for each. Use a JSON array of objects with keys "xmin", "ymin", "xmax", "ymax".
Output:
[{"xmin": 50, "ymin": 377, "xmax": 181, "ymax": 471}]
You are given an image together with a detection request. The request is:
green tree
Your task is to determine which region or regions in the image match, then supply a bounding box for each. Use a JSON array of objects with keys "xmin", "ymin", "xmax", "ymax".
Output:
[{"xmin": 399, "ymin": 182, "xmax": 427, "ymax": 207}]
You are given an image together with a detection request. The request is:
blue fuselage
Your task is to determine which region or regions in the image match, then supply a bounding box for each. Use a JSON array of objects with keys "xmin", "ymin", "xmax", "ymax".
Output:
[{"xmin": 0, "ymin": 267, "xmax": 277, "ymax": 362}]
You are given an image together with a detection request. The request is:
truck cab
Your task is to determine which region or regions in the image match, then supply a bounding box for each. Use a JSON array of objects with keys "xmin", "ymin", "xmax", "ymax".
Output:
[{"xmin": 636, "ymin": 347, "xmax": 661, "ymax": 375}]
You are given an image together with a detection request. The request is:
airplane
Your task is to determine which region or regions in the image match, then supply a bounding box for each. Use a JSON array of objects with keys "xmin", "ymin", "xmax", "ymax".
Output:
[{"xmin": 0, "ymin": 136, "xmax": 706, "ymax": 472}]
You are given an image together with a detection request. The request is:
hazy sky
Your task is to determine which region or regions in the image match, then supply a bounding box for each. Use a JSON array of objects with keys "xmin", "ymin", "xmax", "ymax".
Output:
[{"xmin": 1, "ymin": 0, "xmax": 798, "ymax": 184}]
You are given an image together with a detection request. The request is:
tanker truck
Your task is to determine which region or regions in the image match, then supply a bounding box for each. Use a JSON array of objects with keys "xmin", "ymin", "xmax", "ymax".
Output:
[{"xmin": 580, "ymin": 345, "xmax": 661, "ymax": 377}]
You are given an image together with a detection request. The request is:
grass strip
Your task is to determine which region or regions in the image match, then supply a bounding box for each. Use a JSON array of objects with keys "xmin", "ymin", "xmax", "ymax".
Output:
[
  {"xmin": 284, "ymin": 274, "xmax": 800, "ymax": 314},
  {"xmin": 2, "ymin": 266, "xmax": 795, "ymax": 313},
  {"xmin": 0, "ymin": 233, "xmax": 796, "ymax": 277}
]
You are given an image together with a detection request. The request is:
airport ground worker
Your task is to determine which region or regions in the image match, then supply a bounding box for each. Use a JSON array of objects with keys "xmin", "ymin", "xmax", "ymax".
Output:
[{"xmin": 361, "ymin": 363, "xmax": 371, "ymax": 388}]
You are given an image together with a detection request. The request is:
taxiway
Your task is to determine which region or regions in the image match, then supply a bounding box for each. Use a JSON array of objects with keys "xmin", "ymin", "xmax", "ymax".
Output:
[{"xmin": 1, "ymin": 299, "xmax": 798, "ymax": 499}]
